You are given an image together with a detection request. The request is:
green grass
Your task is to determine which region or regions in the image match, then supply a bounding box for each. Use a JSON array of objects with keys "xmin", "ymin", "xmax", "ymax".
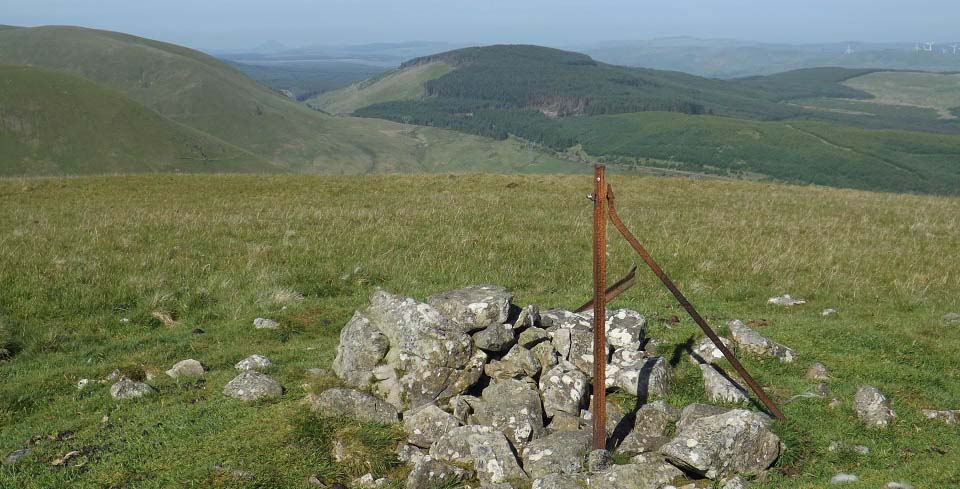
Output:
[
  {"xmin": 844, "ymin": 71, "xmax": 960, "ymax": 119},
  {"xmin": 310, "ymin": 62, "xmax": 454, "ymax": 114},
  {"xmin": 0, "ymin": 174, "xmax": 958, "ymax": 488}
]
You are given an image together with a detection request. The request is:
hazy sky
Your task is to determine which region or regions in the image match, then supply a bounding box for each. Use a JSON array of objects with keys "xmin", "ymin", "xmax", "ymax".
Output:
[{"xmin": 2, "ymin": 0, "xmax": 957, "ymax": 50}]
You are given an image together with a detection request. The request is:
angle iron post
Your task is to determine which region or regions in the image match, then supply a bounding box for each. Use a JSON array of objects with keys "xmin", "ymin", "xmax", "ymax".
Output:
[
  {"xmin": 604, "ymin": 184, "xmax": 785, "ymax": 421},
  {"xmin": 575, "ymin": 265, "xmax": 637, "ymax": 313},
  {"xmin": 591, "ymin": 165, "xmax": 608, "ymax": 449}
]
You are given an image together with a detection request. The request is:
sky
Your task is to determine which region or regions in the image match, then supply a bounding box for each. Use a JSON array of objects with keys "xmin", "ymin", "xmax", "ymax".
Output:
[{"xmin": 2, "ymin": 0, "xmax": 958, "ymax": 51}]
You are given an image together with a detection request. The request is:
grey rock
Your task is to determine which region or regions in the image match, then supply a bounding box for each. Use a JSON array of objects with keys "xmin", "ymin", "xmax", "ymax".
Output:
[
  {"xmin": 223, "ymin": 371, "xmax": 283, "ymax": 401},
  {"xmin": 721, "ymin": 475, "xmax": 749, "ymax": 489},
  {"xmin": 587, "ymin": 449, "xmax": 612, "ymax": 472},
  {"xmin": 308, "ymin": 388, "xmax": 398, "ymax": 424},
  {"xmin": 403, "ymin": 403, "xmax": 461, "ymax": 448},
  {"xmin": 518, "ymin": 327, "xmax": 550, "ymax": 348},
  {"xmin": 427, "ymin": 285, "xmax": 513, "ymax": 332},
  {"xmin": 853, "ymin": 385, "xmax": 896, "ymax": 428},
  {"xmin": 513, "ymin": 304, "xmax": 541, "ymax": 330},
  {"xmin": 728, "ymin": 320, "xmax": 796, "ymax": 363},
  {"xmin": 110, "ymin": 378, "xmax": 155, "ymax": 399},
  {"xmin": 234, "ymin": 354, "xmax": 272, "ymax": 372},
  {"xmin": 828, "ymin": 441, "xmax": 869, "ymax": 455},
  {"xmin": 253, "ymin": 317, "xmax": 279, "ymax": 329},
  {"xmin": 806, "ymin": 362, "xmax": 829, "ymax": 381},
  {"xmin": 944, "ymin": 312, "xmax": 960, "ymax": 325},
  {"xmin": 607, "ymin": 351, "xmax": 671, "ymax": 400},
  {"xmin": 474, "ymin": 379, "xmax": 546, "ymax": 449},
  {"xmin": 363, "ymin": 290, "xmax": 485, "ymax": 410},
  {"xmin": 3, "ymin": 448, "xmax": 30, "ymax": 466},
  {"xmin": 472, "ymin": 323, "xmax": 516, "ymax": 353},
  {"xmin": 484, "ymin": 344, "xmax": 541, "ymax": 381},
  {"xmin": 821, "ymin": 308, "xmax": 837, "ymax": 317},
  {"xmin": 767, "ymin": 294, "xmax": 806, "ymax": 306},
  {"xmin": 581, "ymin": 399, "xmax": 626, "ymax": 438},
  {"xmin": 532, "ymin": 473, "xmax": 586, "ymax": 489},
  {"xmin": 547, "ymin": 412, "xmax": 584, "ymax": 432},
  {"xmin": 521, "ymin": 430, "xmax": 592, "ymax": 478},
  {"xmin": 699, "ymin": 364, "xmax": 748, "ymax": 403},
  {"xmin": 581, "ymin": 308, "xmax": 647, "ymax": 350},
  {"xmin": 305, "ymin": 368, "xmax": 331, "ymax": 379},
  {"xmin": 921, "ymin": 409, "xmax": 960, "ymax": 424},
  {"xmin": 397, "ymin": 443, "xmax": 427, "ymax": 465},
  {"xmin": 166, "ymin": 359, "xmax": 205, "ymax": 379},
  {"xmin": 530, "ymin": 340, "xmax": 559, "ymax": 373},
  {"xmin": 406, "ymin": 457, "xmax": 474, "ymax": 489},
  {"xmin": 830, "ymin": 473, "xmax": 859, "ymax": 484},
  {"xmin": 587, "ymin": 459, "xmax": 684, "ymax": 489},
  {"xmin": 539, "ymin": 361, "xmax": 589, "ymax": 418},
  {"xmin": 449, "ymin": 395, "xmax": 482, "ymax": 424},
  {"xmin": 540, "ymin": 309, "xmax": 592, "ymax": 330},
  {"xmin": 677, "ymin": 403, "xmax": 732, "ymax": 432},
  {"xmin": 352, "ymin": 473, "xmax": 388, "ymax": 488},
  {"xmin": 690, "ymin": 336, "xmax": 733, "ymax": 365},
  {"xmin": 886, "ymin": 482, "xmax": 914, "ymax": 489},
  {"xmin": 430, "ymin": 425, "xmax": 527, "ymax": 484},
  {"xmin": 332, "ymin": 312, "xmax": 389, "ymax": 388},
  {"xmin": 553, "ymin": 328, "xmax": 611, "ymax": 379},
  {"xmin": 619, "ymin": 401, "xmax": 679, "ymax": 454},
  {"xmin": 660, "ymin": 409, "xmax": 781, "ymax": 479}
]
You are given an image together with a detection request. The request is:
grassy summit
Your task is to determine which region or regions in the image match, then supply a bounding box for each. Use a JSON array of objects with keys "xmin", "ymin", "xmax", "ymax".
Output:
[{"xmin": 0, "ymin": 174, "xmax": 958, "ymax": 487}]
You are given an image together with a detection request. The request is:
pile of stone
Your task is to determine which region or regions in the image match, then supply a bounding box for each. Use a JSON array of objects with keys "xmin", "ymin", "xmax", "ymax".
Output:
[{"xmin": 322, "ymin": 285, "xmax": 791, "ymax": 488}]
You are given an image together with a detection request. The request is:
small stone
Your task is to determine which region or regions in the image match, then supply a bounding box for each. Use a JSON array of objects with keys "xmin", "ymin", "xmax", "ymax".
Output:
[
  {"xmin": 472, "ymin": 322, "xmax": 516, "ymax": 353},
  {"xmin": 397, "ymin": 443, "xmax": 427, "ymax": 465},
  {"xmin": 853, "ymin": 385, "xmax": 896, "ymax": 428},
  {"xmin": 539, "ymin": 361, "xmax": 589, "ymax": 418},
  {"xmin": 886, "ymin": 482, "xmax": 914, "ymax": 489},
  {"xmin": 830, "ymin": 473, "xmax": 859, "ymax": 484},
  {"xmin": 812, "ymin": 383, "xmax": 832, "ymax": 398},
  {"xmin": 306, "ymin": 475, "xmax": 324, "ymax": 486},
  {"xmin": 234, "ymin": 354, "xmax": 272, "ymax": 371},
  {"xmin": 308, "ymin": 388, "xmax": 399, "ymax": 424},
  {"xmin": 3, "ymin": 448, "xmax": 30, "ymax": 466},
  {"xmin": 76, "ymin": 379, "xmax": 91, "ymax": 390},
  {"xmin": 521, "ymin": 430, "xmax": 592, "ymax": 478},
  {"xmin": 253, "ymin": 317, "xmax": 279, "ymax": 329},
  {"xmin": 828, "ymin": 441, "xmax": 869, "ymax": 454},
  {"xmin": 921, "ymin": 409, "xmax": 960, "ymax": 424},
  {"xmin": 943, "ymin": 312, "xmax": 960, "ymax": 325},
  {"xmin": 191, "ymin": 328, "xmax": 204, "ymax": 335},
  {"xmin": 484, "ymin": 344, "xmax": 541, "ymax": 380},
  {"xmin": 305, "ymin": 368, "xmax": 331, "ymax": 379},
  {"xmin": 406, "ymin": 456, "xmax": 473, "ymax": 489},
  {"xmin": 166, "ymin": 359, "xmax": 206, "ymax": 379},
  {"xmin": 689, "ymin": 336, "xmax": 733, "ymax": 364},
  {"xmin": 110, "ymin": 378, "xmax": 155, "ymax": 399},
  {"xmin": 728, "ymin": 320, "xmax": 796, "ymax": 362},
  {"xmin": 721, "ymin": 475, "xmax": 749, "ymax": 489},
  {"xmin": 768, "ymin": 294, "xmax": 806, "ymax": 306},
  {"xmin": 352, "ymin": 473, "xmax": 389, "ymax": 488},
  {"xmin": 222, "ymin": 371, "xmax": 283, "ymax": 401},
  {"xmin": 828, "ymin": 398, "xmax": 842, "ymax": 409},
  {"xmin": 821, "ymin": 308, "xmax": 837, "ymax": 317},
  {"xmin": 806, "ymin": 362, "xmax": 829, "ymax": 381},
  {"xmin": 587, "ymin": 449, "xmax": 612, "ymax": 472}
]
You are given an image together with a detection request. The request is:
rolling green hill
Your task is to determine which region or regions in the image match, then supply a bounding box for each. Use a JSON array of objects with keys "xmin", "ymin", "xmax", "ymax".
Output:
[
  {"xmin": 0, "ymin": 65, "xmax": 269, "ymax": 176},
  {"xmin": 309, "ymin": 62, "xmax": 453, "ymax": 114}
]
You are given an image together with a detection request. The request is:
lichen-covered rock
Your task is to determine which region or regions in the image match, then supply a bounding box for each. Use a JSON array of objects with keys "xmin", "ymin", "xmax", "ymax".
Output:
[
  {"xmin": 332, "ymin": 312, "xmax": 389, "ymax": 388},
  {"xmin": 539, "ymin": 361, "xmax": 589, "ymax": 418},
  {"xmin": 234, "ymin": 354, "xmax": 272, "ymax": 372},
  {"xmin": 518, "ymin": 327, "xmax": 550, "ymax": 348},
  {"xmin": 397, "ymin": 443, "xmax": 427, "ymax": 465},
  {"xmin": 521, "ymin": 430, "xmax": 592, "ymax": 478},
  {"xmin": 854, "ymin": 385, "xmax": 896, "ymax": 428},
  {"xmin": 253, "ymin": 317, "xmax": 279, "ymax": 329},
  {"xmin": 484, "ymin": 344, "xmax": 541, "ymax": 380},
  {"xmin": 540, "ymin": 309, "xmax": 592, "ymax": 330},
  {"xmin": 472, "ymin": 322, "xmax": 516, "ymax": 353},
  {"xmin": 700, "ymin": 364, "xmax": 748, "ymax": 403},
  {"xmin": 449, "ymin": 395, "xmax": 482, "ymax": 424},
  {"xmin": 360, "ymin": 290, "xmax": 485, "ymax": 410},
  {"xmin": 944, "ymin": 312, "xmax": 960, "ymax": 325},
  {"xmin": 110, "ymin": 378, "xmax": 155, "ymax": 399},
  {"xmin": 606, "ymin": 351, "xmax": 671, "ymax": 400},
  {"xmin": 403, "ymin": 403, "xmax": 461, "ymax": 448},
  {"xmin": 581, "ymin": 309, "xmax": 647, "ymax": 350},
  {"xmin": 222, "ymin": 371, "xmax": 282, "ymax": 401},
  {"xmin": 767, "ymin": 294, "xmax": 806, "ymax": 306},
  {"xmin": 660, "ymin": 409, "xmax": 781, "ymax": 479},
  {"xmin": 553, "ymin": 328, "xmax": 610, "ymax": 379},
  {"xmin": 922, "ymin": 409, "xmax": 959, "ymax": 424},
  {"xmin": 406, "ymin": 456, "xmax": 474, "ymax": 489},
  {"xmin": 532, "ymin": 473, "xmax": 586, "ymax": 489},
  {"xmin": 676, "ymin": 403, "xmax": 733, "ymax": 432},
  {"xmin": 473, "ymin": 379, "xmax": 546, "ymax": 449},
  {"xmin": 530, "ymin": 340, "xmax": 559, "ymax": 373},
  {"xmin": 513, "ymin": 304, "xmax": 541, "ymax": 330},
  {"xmin": 427, "ymin": 285, "xmax": 513, "ymax": 332},
  {"xmin": 586, "ymin": 459, "xmax": 684, "ymax": 489},
  {"xmin": 619, "ymin": 400, "xmax": 679, "ymax": 454},
  {"xmin": 806, "ymin": 362, "xmax": 829, "ymax": 381},
  {"xmin": 165, "ymin": 359, "xmax": 206, "ymax": 379},
  {"xmin": 429, "ymin": 425, "xmax": 527, "ymax": 484},
  {"xmin": 308, "ymin": 388, "xmax": 398, "ymax": 425},
  {"xmin": 728, "ymin": 320, "xmax": 796, "ymax": 363},
  {"xmin": 690, "ymin": 336, "xmax": 733, "ymax": 365}
]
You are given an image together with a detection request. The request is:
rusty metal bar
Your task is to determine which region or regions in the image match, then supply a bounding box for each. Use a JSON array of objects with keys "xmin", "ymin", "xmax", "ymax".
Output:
[
  {"xmin": 591, "ymin": 165, "xmax": 608, "ymax": 449},
  {"xmin": 605, "ymin": 184, "xmax": 785, "ymax": 421},
  {"xmin": 575, "ymin": 265, "xmax": 637, "ymax": 313}
]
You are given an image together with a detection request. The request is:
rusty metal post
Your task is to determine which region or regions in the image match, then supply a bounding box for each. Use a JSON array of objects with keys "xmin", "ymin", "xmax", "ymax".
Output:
[
  {"xmin": 575, "ymin": 265, "xmax": 637, "ymax": 314},
  {"xmin": 605, "ymin": 184, "xmax": 785, "ymax": 421},
  {"xmin": 591, "ymin": 165, "xmax": 608, "ymax": 449}
]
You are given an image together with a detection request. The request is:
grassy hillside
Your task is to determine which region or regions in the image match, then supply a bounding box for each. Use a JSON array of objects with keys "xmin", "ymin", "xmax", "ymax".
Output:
[
  {"xmin": 226, "ymin": 60, "xmax": 386, "ymax": 101},
  {"xmin": 309, "ymin": 62, "xmax": 453, "ymax": 114},
  {"xmin": 843, "ymin": 71, "xmax": 960, "ymax": 119},
  {"xmin": 0, "ymin": 174, "xmax": 958, "ymax": 488},
  {"xmin": 0, "ymin": 65, "xmax": 269, "ymax": 175}
]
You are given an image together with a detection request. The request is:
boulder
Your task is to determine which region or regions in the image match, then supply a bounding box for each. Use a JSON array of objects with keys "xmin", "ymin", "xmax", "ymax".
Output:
[
  {"xmin": 660, "ymin": 409, "xmax": 781, "ymax": 479},
  {"xmin": 607, "ymin": 351, "xmax": 671, "ymax": 400},
  {"xmin": 222, "ymin": 371, "xmax": 283, "ymax": 401},
  {"xmin": 699, "ymin": 364, "xmax": 748, "ymax": 403},
  {"xmin": 676, "ymin": 404, "xmax": 732, "ymax": 432},
  {"xmin": 472, "ymin": 322, "xmax": 516, "ymax": 353},
  {"xmin": 728, "ymin": 320, "xmax": 796, "ymax": 363},
  {"xmin": 165, "ymin": 359, "xmax": 205, "ymax": 379},
  {"xmin": 619, "ymin": 401, "xmax": 679, "ymax": 454},
  {"xmin": 332, "ymin": 312, "xmax": 389, "ymax": 388},
  {"xmin": 553, "ymin": 328, "xmax": 610, "ymax": 379},
  {"xmin": 521, "ymin": 430, "xmax": 593, "ymax": 478},
  {"xmin": 581, "ymin": 308, "xmax": 647, "ymax": 350},
  {"xmin": 308, "ymin": 388, "xmax": 399, "ymax": 425},
  {"xmin": 853, "ymin": 385, "xmax": 896, "ymax": 428},
  {"xmin": 532, "ymin": 473, "xmax": 586, "ymax": 489},
  {"xmin": 690, "ymin": 336, "xmax": 733, "ymax": 365},
  {"xmin": 110, "ymin": 378, "xmax": 155, "ymax": 399},
  {"xmin": 586, "ymin": 459, "xmax": 684, "ymax": 489},
  {"xmin": 406, "ymin": 456, "xmax": 474, "ymax": 489},
  {"xmin": 234, "ymin": 354, "xmax": 272, "ymax": 372},
  {"xmin": 518, "ymin": 327, "xmax": 550, "ymax": 348},
  {"xmin": 484, "ymin": 344, "xmax": 541, "ymax": 380},
  {"xmin": 539, "ymin": 361, "xmax": 589, "ymax": 418},
  {"xmin": 540, "ymin": 309, "xmax": 592, "ymax": 330},
  {"xmin": 427, "ymin": 285, "xmax": 513, "ymax": 332},
  {"xmin": 473, "ymin": 378, "xmax": 546, "ymax": 449},
  {"xmin": 403, "ymin": 403, "xmax": 461, "ymax": 448},
  {"xmin": 430, "ymin": 425, "xmax": 527, "ymax": 484}
]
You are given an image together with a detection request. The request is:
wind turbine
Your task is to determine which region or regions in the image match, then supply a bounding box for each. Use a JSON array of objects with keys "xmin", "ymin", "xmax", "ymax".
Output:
[
  {"xmin": 845, "ymin": 44, "xmax": 855, "ymax": 55},
  {"xmin": 924, "ymin": 42, "xmax": 935, "ymax": 52},
  {"xmin": 952, "ymin": 44, "xmax": 959, "ymax": 54}
]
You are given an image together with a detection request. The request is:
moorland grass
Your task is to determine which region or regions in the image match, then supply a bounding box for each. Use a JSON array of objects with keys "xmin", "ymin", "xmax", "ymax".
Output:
[{"xmin": 0, "ymin": 174, "xmax": 958, "ymax": 487}]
